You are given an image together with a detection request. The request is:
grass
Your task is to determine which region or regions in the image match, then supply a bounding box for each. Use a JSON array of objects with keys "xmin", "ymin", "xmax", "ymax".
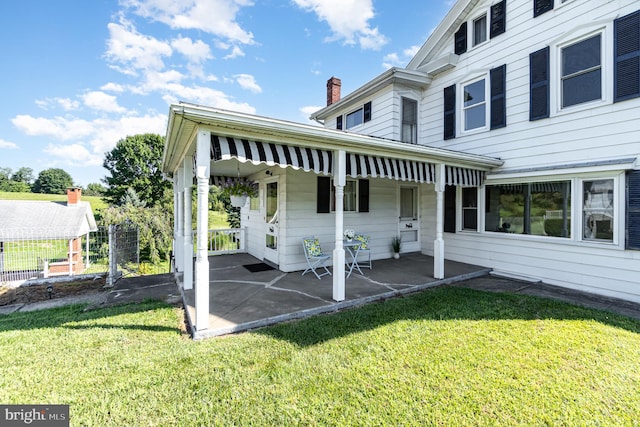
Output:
[
  {"xmin": 1, "ymin": 287, "xmax": 639, "ymax": 426},
  {"xmin": 0, "ymin": 191, "xmax": 108, "ymax": 214}
]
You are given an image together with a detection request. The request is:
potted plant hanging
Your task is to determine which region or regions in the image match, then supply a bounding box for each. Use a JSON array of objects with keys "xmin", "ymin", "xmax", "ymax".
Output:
[{"xmin": 221, "ymin": 177, "xmax": 258, "ymax": 208}]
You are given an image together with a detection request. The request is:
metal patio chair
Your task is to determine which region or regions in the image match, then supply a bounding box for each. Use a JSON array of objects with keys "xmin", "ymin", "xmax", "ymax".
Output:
[
  {"xmin": 353, "ymin": 234, "xmax": 372, "ymax": 269},
  {"xmin": 301, "ymin": 236, "xmax": 332, "ymax": 279}
]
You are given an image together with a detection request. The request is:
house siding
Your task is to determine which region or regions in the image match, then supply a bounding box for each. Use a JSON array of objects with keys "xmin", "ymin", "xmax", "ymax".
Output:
[{"xmin": 410, "ymin": 0, "xmax": 640, "ymax": 302}]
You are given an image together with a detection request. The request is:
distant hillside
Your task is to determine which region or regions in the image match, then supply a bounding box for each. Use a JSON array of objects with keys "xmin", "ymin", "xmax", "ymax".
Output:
[{"xmin": 0, "ymin": 191, "xmax": 108, "ymax": 214}]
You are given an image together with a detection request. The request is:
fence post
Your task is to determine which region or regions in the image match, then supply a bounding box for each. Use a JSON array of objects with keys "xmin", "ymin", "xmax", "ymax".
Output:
[{"xmin": 107, "ymin": 224, "xmax": 115, "ymax": 287}]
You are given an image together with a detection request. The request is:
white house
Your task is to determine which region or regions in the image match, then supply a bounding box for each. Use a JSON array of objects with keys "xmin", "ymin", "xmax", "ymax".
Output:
[{"xmin": 162, "ymin": 0, "xmax": 640, "ymax": 331}]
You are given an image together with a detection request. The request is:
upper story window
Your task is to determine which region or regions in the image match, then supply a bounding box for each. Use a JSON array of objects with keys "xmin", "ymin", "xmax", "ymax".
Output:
[
  {"xmin": 401, "ymin": 98, "xmax": 418, "ymax": 143},
  {"xmin": 444, "ymin": 64, "xmax": 506, "ymax": 139},
  {"xmin": 454, "ymin": 0, "xmax": 506, "ymax": 55},
  {"xmin": 473, "ymin": 14, "xmax": 487, "ymax": 46},
  {"xmin": 463, "ymin": 78, "xmax": 487, "ymax": 131},
  {"xmin": 561, "ymin": 34, "xmax": 602, "ymax": 108},
  {"xmin": 341, "ymin": 101, "xmax": 372, "ymax": 130}
]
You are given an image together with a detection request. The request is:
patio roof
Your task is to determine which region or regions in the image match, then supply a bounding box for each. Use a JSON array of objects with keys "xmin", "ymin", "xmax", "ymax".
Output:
[{"xmin": 162, "ymin": 103, "xmax": 503, "ymax": 183}]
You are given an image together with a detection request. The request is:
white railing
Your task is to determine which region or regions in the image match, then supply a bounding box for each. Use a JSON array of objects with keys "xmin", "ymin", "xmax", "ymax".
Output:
[{"xmin": 203, "ymin": 228, "xmax": 246, "ymax": 255}]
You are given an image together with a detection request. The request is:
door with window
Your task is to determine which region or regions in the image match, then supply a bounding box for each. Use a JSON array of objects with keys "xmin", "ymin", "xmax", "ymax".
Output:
[
  {"xmin": 398, "ymin": 186, "xmax": 420, "ymax": 252},
  {"xmin": 264, "ymin": 180, "xmax": 279, "ymax": 265}
]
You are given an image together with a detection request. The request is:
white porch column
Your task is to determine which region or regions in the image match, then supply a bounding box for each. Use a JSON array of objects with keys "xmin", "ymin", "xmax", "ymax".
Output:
[
  {"xmin": 194, "ymin": 131, "xmax": 210, "ymax": 331},
  {"xmin": 182, "ymin": 155, "xmax": 194, "ymax": 290},
  {"xmin": 332, "ymin": 150, "xmax": 346, "ymax": 301},
  {"xmin": 434, "ymin": 163, "xmax": 445, "ymax": 279},
  {"xmin": 174, "ymin": 174, "xmax": 184, "ymax": 273}
]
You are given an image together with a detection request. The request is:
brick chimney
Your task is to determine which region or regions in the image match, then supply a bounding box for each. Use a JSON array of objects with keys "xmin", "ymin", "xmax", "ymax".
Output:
[
  {"xmin": 67, "ymin": 187, "xmax": 82, "ymax": 206},
  {"xmin": 326, "ymin": 76, "xmax": 341, "ymax": 106}
]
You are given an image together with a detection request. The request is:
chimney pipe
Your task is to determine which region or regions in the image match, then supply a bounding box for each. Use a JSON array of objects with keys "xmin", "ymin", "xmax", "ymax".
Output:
[
  {"xmin": 326, "ymin": 76, "xmax": 341, "ymax": 106},
  {"xmin": 67, "ymin": 187, "xmax": 81, "ymax": 206}
]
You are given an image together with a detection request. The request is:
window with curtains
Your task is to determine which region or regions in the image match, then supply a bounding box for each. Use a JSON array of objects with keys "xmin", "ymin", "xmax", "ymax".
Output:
[
  {"xmin": 485, "ymin": 181, "xmax": 572, "ymax": 237},
  {"xmin": 582, "ymin": 179, "xmax": 614, "ymax": 242},
  {"xmin": 473, "ymin": 14, "xmax": 487, "ymax": 46}
]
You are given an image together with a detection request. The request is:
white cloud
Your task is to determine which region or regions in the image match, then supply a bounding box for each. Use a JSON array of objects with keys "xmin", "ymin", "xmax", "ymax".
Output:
[
  {"xmin": 0, "ymin": 138, "xmax": 18, "ymax": 149},
  {"xmin": 35, "ymin": 97, "xmax": 80, "ymax": 111},
  {"xmin": 105, "ymin": 19, "xmax": 172, "ymax": 73},
  {"xmin": 122, "ymin": 0, "xmax": 255, "ymax": 45},
  {"xmin": 43, "ymin": 143, "xmax": 104, "ymax": 166},
  {"xmin": 159, "ymin": 83, "xmax": 256, "ymax": 114},
  {"xmin": 382, "ymin": 45, "xmax": 422, "ymax": 68},
  {"xmin": 224, "ymin": 45, "xmax": 245, "ymax": 59},
  {"xmin": 300, "ymin": 106, "xmax": 323, "ymax": 124},
  {"xmin": 234, "ymin": 74, "xmax": 262, "ymax": 93},
  {"xmin": 82, "ymin": 91, "xmax": 127, "ymax": 113},
  {"xmin": 382, "ymin": 52, "xmax": 401, "ymax": 69},
  {"xmin": 11, "ymin": 115, "xmax": 96, "ymax": 140},
  {"xmin": 171, "ymin": 36, "xmax": 212, "ymax": 63},
  {"xmin": 293, "ymin": 0, "xmax": 388, "ymax": 50},
  {"xmin": 101, "ymin": 82, "xmax": 126, "ymax": 92}
]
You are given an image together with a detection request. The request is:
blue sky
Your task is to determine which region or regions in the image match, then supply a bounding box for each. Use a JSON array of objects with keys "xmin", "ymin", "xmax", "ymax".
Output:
[{"xmin": 0, "ymin": 0, "xmax": 453, "ymax": 187}]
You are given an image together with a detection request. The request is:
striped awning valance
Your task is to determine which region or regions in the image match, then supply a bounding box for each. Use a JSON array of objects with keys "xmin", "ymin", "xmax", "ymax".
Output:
[
  {"xmin": 446, "ymin": 166, "xmax": 485, "ymax": 187},
  {"xmin": 205, "ymin": 134, "xmax": 486, "ymax": 187},
  {"xmin": 211, "ymin": 135, "xmax": 333, "ymax": 175},
  {"xmin": 346, "ymin": 153, "xmax": 435, "ymax": 183}
]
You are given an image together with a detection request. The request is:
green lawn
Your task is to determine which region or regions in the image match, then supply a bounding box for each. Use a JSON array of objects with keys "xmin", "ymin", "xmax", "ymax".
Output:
[
  {"xmin": 1, "ymin": 287, "xmax": 639, "ymax": 426},
  {"xmin": 0, "ymin": 191, "xmax": 108, "ymax": 214}
]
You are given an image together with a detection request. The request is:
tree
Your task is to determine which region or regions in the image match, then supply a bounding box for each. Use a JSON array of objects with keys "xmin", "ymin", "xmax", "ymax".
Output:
[
  {"xmin": 11, "ymin": 167, "xmax": 34, "ymax": 185},
  {"xmin": 84, "ymin": 182, "xmax": 106, "ymax": 197},
  {"xmin": 32, "ymin": 168, "xmax": 74, "ymax": 194},
  {"xmin": 100, "ymin": 188, "xmax": 173, "ymax": 264},
  {"xmin": 102, "ymin": 133, "xmax": 170, "ymax": 207}
]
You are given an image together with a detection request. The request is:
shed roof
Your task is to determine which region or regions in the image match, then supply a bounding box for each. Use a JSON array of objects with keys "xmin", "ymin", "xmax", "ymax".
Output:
[{"xmin": 0, "ymin": 200, "xmax": 98, "ymax": 241}]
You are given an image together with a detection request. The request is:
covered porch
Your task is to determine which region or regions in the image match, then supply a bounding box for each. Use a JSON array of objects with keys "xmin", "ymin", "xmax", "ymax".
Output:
[{"xmin": 182, "ymin": 252, "xmax": 490, "ymax": 339}]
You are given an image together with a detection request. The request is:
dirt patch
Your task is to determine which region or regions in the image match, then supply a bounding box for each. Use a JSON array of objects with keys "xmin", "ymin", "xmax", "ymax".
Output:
[{"xmin": 0, "ymin": 279, "xmax": 108, "ymax": 306}]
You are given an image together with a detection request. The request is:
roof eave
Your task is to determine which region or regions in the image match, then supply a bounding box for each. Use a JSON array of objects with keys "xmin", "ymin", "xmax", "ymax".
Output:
[{"xmin": 310, "ymin": 68, "xmax": 432, "ymax": 122}]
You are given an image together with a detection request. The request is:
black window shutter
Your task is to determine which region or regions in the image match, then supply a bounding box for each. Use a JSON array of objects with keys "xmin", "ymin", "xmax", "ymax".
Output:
[
  {"xmin": 533, "ymin": 0, "xmax": 553, "ymax": 18},
  {"xmin": 627, "ymin": 170, "xmax": 640, "ymax": 250},
  {"xmin": 336, "ymin": 116, "xmax": 343, "ymax": 130},
  {"xmin": 530, "ymin": 47, "xmax": 550, "ymax": 121},
  {"xmin": 490, "ymin": 64, "xmax": 507, "ymax": 129},
  {"xmin": 614, "ymin": 10, "xmax": 640, "ymax": 103},
  {"xmin": 358, "ymin": 179, "xmax": 369, "ymax": 213},
  {"xmin": 363, "ymin": 102, "xmax": 372, "ymax": 122},
  {"xmin": 454, "ymin": 22, "xmax": 467, "ymax": 55},
  {"xmin": 444, "ymin": 85, "xmax": 456, "ymax": 140},
  {"xmin": 317, "ymin": 177, "xmax": 330, "ymax": 213},
  {"xmin": 490, "ymin": 0, "xmax": 506, "ymax": 39},
  {"xmin": 444, "ymin": 185, "xmax": 456, "ymax": 233}
]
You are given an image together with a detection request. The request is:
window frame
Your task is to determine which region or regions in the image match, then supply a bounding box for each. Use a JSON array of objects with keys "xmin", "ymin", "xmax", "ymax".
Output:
[
  {"xmin": 473, "ymin": 13, "xmax": 488, "ymax": 47},
  {"xmin": 343, "ymin": 101, "xmax": 372, "ymax": 130},
  {"xmin": 401, "ymin": 97, "xmax": 418, "ymax": 143},
  {"xmin": 560, "ymin": 33, "xmax": 603, "ymax": 109},
  {"xmin": 550, "ymin": 26, "xmax": 612, "ymax": 116},
  {"xmin": 460, "ymin": 75, "xmax": 489, "ymax": 134}
]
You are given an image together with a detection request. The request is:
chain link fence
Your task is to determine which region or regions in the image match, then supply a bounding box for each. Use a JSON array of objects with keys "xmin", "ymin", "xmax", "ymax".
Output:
[{"xmin": 0, "ymin": 223, "xmax": 139, "ymax": 287}]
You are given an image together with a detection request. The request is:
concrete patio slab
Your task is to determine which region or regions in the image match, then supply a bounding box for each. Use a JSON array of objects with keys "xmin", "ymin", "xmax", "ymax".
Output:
[{"xmin": 182, "ymin": 253, "xmax": 491, "ymax": 339}]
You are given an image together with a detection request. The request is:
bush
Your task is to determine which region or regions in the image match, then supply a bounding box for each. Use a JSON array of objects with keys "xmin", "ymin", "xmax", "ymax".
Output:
[{"xmin": 544, "ymin": 218, "xmax": 571, "ymax": 237}]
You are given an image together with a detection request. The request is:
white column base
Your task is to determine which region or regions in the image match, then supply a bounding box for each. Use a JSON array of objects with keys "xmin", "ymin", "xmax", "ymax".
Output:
[
  {"xmin": 332, "ymin": 248, "xmax": 345, "ymax": 301},
  {"xmin": 195, "ymin": 258, "xmax": 209, "ymax": 330}
]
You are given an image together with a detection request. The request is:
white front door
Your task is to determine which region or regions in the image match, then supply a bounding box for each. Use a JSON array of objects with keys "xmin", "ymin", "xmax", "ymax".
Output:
[
  {"xmin": 263, "ymin": 180, "xmax": 279, "ymax": 265},
  {"xmin": 398, "ymin": 185, "xmax": 420, "ymax": 252}
]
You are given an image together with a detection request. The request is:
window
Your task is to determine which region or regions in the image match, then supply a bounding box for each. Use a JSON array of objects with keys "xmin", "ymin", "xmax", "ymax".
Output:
[
  {"xmin": 561, "ymin": 34, "xmax": 602, "ymax": 108},
  {"xmin": 473, "ymin": 15, "xmax": 487, "ymax": 46},
  {"xmin": 485, "ymin": 181, "xmax": 571, "ymax": 237},
  {"xmin": 463, "ymin": 78, "xmax": 487, "ymax": 131},
  {"xmin": 462, "ymin": 187, "xmax": 478, "ymax": 230},
  {"xmin": 583, "ymin": 179, "xmax": 614, "ymax": 241},
  {"xmin": 250, "ymin": 194, "xmax": 259, "ymax": 211},
  {"xmin": 401, "ymin": 98, "xmax": 418, "ymax": 143},
  {"xmin": 453, "ymin": 1, "xmax": 506, "ymax": 54},
  {"xmin": 445, "ymin": 65, "xmax": 506, "ymax": 138},
  {"xmin": 317, "ymin": 177, "xmax": 369, "ymax": 213},
  {"xmin": 336, "ymin": 116, "xmax": 343, "ymax": 130},
  {"xmin": 400, "ymin": 187, "xmax": 416, "ymax": 220},
  {"xmin": 344, "ymin": 101, "xmax": 372, "ymax": 129}
]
